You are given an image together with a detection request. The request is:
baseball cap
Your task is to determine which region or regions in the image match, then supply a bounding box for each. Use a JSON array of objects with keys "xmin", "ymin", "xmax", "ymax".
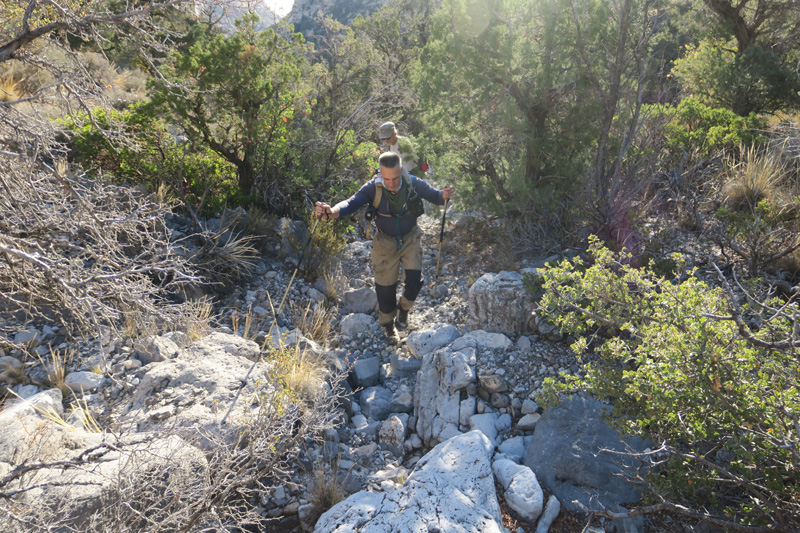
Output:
[{"xmin": 379, "ymin": 121, "xmax": 396, "ymax": 139}]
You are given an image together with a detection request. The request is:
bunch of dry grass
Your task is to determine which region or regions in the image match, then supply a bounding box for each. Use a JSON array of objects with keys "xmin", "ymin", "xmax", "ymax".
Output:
[
  {"xmin": 35, "ymin": 346, "xmax": 75, "ymax": 396},
  {"xmin": 291, "ymin": 301, "xmax": 333, "ymax": 343},
  {"xmin": 723, "ymin": 144, "xmax": 794, "ymax": 210},
  {"xmin": 189, "ymin": 229, "xmax": 259, "ymax": 288},
  {"xmin": 0, "ymin": 75, "xmax": 21, "ymax": 102},
  {"xmin": 321, "ymin": 263, "xmax": 347, "ymax": 302},
  {"xmin": 307, "ymin": 455, "xmax": 347, "ymax": 526}
]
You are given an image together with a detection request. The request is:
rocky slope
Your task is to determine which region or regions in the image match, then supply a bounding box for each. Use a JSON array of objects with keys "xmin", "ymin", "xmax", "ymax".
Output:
[
  {"xmin": 285, "ymin": 0, "xmax": 390, "ymax": 38},
  {"xmin": 0, "ymin": 205, "xmax": 662, "ymax": 532}
]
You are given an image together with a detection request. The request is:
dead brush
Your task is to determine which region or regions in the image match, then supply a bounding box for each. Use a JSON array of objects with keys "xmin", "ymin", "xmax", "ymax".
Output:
[{"xmin": 191, "ymin": 229, "xmax": 259, "ymax": 287}]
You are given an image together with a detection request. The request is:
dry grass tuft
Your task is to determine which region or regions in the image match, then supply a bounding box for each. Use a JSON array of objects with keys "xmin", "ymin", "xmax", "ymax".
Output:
[
  {"xmin": 291, "ymin": 301, "xmax": 333, "ymax": 343},
  {"xmin": 0, "ymin": 75, "xmax": 22, "ymax": 102},
  {"xmin": 35, "ymin": 346, "xmax": 75, "ymax": 396},
  {"xmin": 231, "ymin": 306, "xmax": 256, "ymax": 341},
  {"xmin": 183, "ymin": 297, "xmax": 214, "ymax": 341},
  {"xmin": 321, "ymin": 263, "xmax": 347, "ymax": 302},
  {"xmin": 307, "ymin": 456, "xmax": 346, "ymax": 526},
  {"xmin": 723, "ymin": 144, "xmax": 793, "ymax": 210},
  {"xmin": 5, "ymin": 389, "xmax": 101, "ymax": 433},
  {"xmin": 268, "ymin": 343, "xmax": 326, "ymax": 401}
]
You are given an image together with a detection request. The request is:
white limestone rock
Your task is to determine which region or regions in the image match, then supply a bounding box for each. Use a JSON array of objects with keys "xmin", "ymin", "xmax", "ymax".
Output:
[{"xmin": 315, "ymin": 430, "xmax": 507, "ymax": 533}]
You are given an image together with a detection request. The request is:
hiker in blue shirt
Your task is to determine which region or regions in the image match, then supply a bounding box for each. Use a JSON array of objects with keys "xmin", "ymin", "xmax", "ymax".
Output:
[{"xmin": 315, "ymin": 152, "xmax": 454, "ymax": 344}]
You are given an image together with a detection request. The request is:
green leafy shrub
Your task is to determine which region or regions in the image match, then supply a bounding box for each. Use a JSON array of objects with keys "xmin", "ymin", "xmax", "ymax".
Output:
[
  {"xmin": 672, "ymin": 40, "xmax": 800, "ymax": 116},
  {"xmin": 538, "ymin": 237, "xmax": 800, "ymax": 528},
  {"xmin": 62, "ymin": 105, "xmax": 238, "ymax": 214},
  {"xmin": 659, "ymin": 98, "xmax": 765, "ymax": 159}
]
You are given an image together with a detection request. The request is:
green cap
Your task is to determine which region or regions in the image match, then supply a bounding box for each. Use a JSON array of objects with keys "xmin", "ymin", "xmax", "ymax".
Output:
[{"xmin": 379, "ymin": 121, "xmax": 396, "ymax": 139}]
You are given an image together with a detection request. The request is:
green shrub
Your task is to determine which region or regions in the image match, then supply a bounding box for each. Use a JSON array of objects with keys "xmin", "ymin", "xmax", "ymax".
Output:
[
  {"xmin": 672, "ymin": 40, "xmax": 800, "ymax": 116},
  {"xmin": 289, "ymin": 209, "xmax": 351, "ymax": 281},
  {"xmin": 659, "ymin": 98, "xmax": 765, "ymax": 159},
  {"xmin": 538, "ymin": 236, "xmax": 800, "ymax": 528},
  {"xmin": 61, "ymin": 105, "xmax": 238, "ymax": 214}
]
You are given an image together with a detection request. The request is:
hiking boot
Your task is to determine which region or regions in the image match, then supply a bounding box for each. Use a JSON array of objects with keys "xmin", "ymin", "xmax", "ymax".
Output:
[
  {"xmin": 396, "ymin": 308, "xmax": 409, "ymax": 330},
  {"xmin": 383, "ymin": 322, "xmax": 400, "ymax": 345}
]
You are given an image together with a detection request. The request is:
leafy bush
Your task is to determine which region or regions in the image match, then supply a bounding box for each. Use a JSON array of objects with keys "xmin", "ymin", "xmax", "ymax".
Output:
[
  {"xmin": 62, "ymin": 105, "xmax": 239, "ymax": 214},
  {"xmin": 672, "ymin": 40, "xmax": 800, "ymax": 116},
  {"xmin": 659, "ymin": 98, "xmax": 765, "ymax": 159},
  {"xmin": 538, "ymin": 237, "xmax": 800, "ymax": 528}
]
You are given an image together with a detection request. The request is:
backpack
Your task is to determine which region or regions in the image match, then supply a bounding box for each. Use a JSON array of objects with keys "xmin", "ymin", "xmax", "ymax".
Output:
[{"xmin": 365, "ymin": 171, "xmax": 424, "ymax": 238}]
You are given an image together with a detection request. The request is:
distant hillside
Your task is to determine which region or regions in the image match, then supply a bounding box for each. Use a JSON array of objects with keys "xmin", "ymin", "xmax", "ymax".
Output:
[
  {"xmin": 285, "ymin": 0, "xmax": 390, "ymax": 39},
  {"xmin": 196, "ymin": 0, "xmax": 280, "ymax": 33}
]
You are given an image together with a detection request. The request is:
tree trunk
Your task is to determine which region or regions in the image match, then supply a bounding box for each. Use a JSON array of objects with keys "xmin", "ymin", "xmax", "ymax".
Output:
[{"xmin": 237, "ymin": 158, "xmax": 255, "ymax": 195}]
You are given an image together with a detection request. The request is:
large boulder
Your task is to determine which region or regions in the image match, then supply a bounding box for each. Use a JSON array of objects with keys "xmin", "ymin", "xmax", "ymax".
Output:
[
  {"xmin": 126, "ymin": 332, "xmax": 274, "ymax": 446},
  {"xmin": 414, "ymin": 341, "xmax": 477, "ymax": 447},
  {"xmin": 0, "ymin": 389, "xmax": 207, "ymax": 528},
  {"xmin": 524, "ymin": 395, "xmax": 651, "ymax": 515},
  {"xmin": 467, "ymin": 270, "xmax": 539, "ymax": 336},
  {"xmin": 315, "ymin": 430, "xmax": 506, "ymax": 533}
]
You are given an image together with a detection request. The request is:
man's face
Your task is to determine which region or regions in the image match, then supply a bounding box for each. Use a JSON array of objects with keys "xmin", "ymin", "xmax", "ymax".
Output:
[{"xmin": 380, "ymin": 165, "xmax": 402, "ymax": 193}]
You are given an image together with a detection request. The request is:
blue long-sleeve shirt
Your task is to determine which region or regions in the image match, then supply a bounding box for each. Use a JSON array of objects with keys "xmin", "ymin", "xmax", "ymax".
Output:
[{"xmin": 334, "ymin": 175, "xmax": 445, "ymax": 237}]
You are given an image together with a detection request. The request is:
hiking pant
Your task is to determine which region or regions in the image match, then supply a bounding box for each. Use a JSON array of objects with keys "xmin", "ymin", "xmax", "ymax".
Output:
[{"xmin": 372, "ymin": 225, "xmax": 424, "ymax": 326}]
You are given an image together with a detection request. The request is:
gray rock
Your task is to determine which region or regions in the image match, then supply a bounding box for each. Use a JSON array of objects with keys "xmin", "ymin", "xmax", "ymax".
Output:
[
  {"xmin": 162, "ymin": 331, "xmax": 193, "ymax": 348},
  {"xmin": 389, "ymin": 388, "xmax": 414, "ymax": 413},
  {"xmin": 479, "ymin": 373, "xmax": 507, "ymax": 393},
  {"xmin": 134, "ymin": 335, "xmax": 180, "ymax": 364},
  {"xmin": 389, "ymin": 352, "xmax": 422, "ymax": 377},
  {"xmin": 536, "ymin": 495, "xmax": 561, "ymax": 533},
  {"xmin": 0, "ymin": 356, "xmax": 22, "ymax": 372},
  {"xmin": 307, "ymin": 287, "xmax": 327, "ymax": 306},
  {"xmin": 341, "ymin": 287, "xmax": 378, "ymax": 315},
  {"xmin": 127, "ymin": 333, "xmax": 275, "ymax": 447},
  {"xmin": 498, "ymin": 436, "xmax": 528, "ymax": 463},
  {"xmin": 64, "ymin": 371, "xmax": 105, "ymax": 392},
  {"xmin": 13, "ymin": 329, "xmax": 40, "ymax": 346},
  {"xmin": 406, "ymin": 324, "xmax": 460, "ymax": 359},
  {"xmin": 469, "ymin": 413, "xmax": 499, "ymax": 446},
  {"xmin": 522, "ymin": 399, "xmax": 539, "ymax": 415},
  {"xmin": 339, "ymin": 313, "xmax": 375, "ymax": 337},
  {"xmin": 524, "ymin": 395, "xmax": 651, "ymax": 513},
  {"xmin": 462, "ymin": 329, "xmax": 513, "ymax": 350},
  {"xmin": 516, "ymin": 336, "xmax": 532, "ymax": 351},
  {"xmin": 414, "ymin": 346, "xmax": 477, "ymax": 447},
  {"xmin": 277, "ymin": 217, "xmax": 308, "ymax": 261},
  {"xmin": 352, "ymin": 357, "xmax": 381, "ymax": 388},
  {"xmin": 493, "ymin": 458, "xmax": 544, "ymax": 521},
  {"xmin": 360, "ymin": 386, "xmax": 393, "ymax": 421},
  {"xmin": 467, "ymin": 271, "xmax": 537, "ymax": 336},
  {"xmin": 379, "ymin": 414, "xmax": 408, "ymax": 456},
  {"xmin": 517, "ymin": 413, "xmax": 541, "ymax": 431}
]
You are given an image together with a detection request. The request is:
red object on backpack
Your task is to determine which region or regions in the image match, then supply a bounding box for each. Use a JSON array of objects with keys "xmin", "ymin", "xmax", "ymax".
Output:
[{"xmin": 419, "ymin": 162, "xmax": 429, "ymax": 172}]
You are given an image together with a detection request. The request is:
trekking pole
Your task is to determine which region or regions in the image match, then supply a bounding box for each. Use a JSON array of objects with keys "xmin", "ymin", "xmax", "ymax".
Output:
[
  {"xmin": 220, "ymin": 213, "xmax": 320, "ymax": 426},
  {"xmin": 432, "ymin": 192, "xmax": 450, "ymax": 301}
]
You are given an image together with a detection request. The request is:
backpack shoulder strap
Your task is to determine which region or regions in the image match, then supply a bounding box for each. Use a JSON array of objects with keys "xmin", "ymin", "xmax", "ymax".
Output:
[{"xmin": 372, "ymin": 180, "xmax": 383, "ymax": 211}]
